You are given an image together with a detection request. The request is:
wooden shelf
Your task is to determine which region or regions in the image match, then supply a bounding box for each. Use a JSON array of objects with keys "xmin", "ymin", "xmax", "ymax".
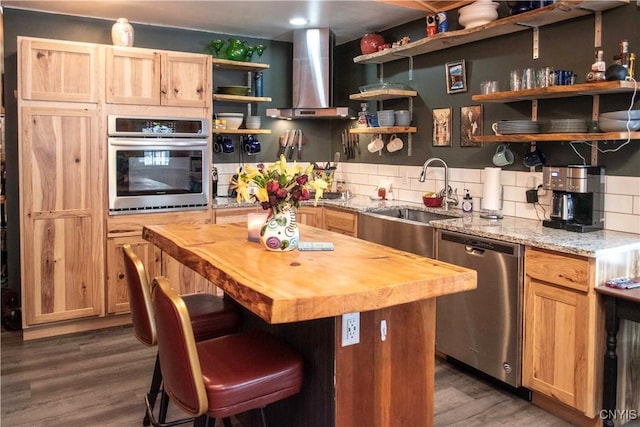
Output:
[
  {"xmin": 376, "ymin": 0, "xmax": 473, "ymax": 13},
  {"xmin": 213, "ymin": 129, "xmax": 272, "ymax": 135},
  {"xmin": 354, "ymin": 0, "xmax": 626, "ymax": 64},
  {"xmin": 472, "ymin": 81, "xmax": 639, "ymax": 103},
  {"xmin": 213, "ymin": 94, "xmax": 272, "ymax": 103},
  {"xmin": 350, "ymin": 89, "xmax": 418, "ymax": 101},
  {"xmin": 472, "ymin": 131, "xmax": 640, "ymax": 143},
  {"xmin": 212, "ymin": 58, "xmax": 269, "ymax": 71},
  {"xmin": 349, "ymin": 126, "xmax": 417, "ymax": 134}
]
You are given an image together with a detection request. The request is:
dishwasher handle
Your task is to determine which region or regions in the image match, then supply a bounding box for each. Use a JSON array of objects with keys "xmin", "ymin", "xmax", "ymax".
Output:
[{"xmin": 465, "ymin": 245, "xmax": 485, "ymax": 256}]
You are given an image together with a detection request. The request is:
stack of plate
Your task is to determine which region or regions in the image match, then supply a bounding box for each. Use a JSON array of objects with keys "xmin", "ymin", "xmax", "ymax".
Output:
[
  {"xmin": 495, "ymin": 120, "xmax": 540, "ymax": 134},
  {"xmin": 542, "ymin": 119, "xmax": 588, "ymax": 133}
]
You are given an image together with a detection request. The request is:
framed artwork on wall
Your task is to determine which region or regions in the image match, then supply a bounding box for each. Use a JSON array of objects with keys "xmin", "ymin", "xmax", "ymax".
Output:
[
  {"xmin": 445, "ymin": 60, "xmax": 467, "ymax": 94},
  {"xmin": 460, "ymin": 105, "xmax": 483, "ymax": 147},
  {"xmin": 432, "ymin": 107, "xmax": 452, "ymax": 147}
]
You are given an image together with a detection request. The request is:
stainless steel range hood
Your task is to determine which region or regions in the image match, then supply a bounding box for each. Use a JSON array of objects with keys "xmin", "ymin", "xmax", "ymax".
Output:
[{"xmin": 266, "ymin": 28, "xmax": 354, "ymax": 120}]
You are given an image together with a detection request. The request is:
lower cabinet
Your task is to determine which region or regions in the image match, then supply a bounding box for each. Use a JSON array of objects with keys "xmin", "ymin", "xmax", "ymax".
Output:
[
  {"xmin": 523, "ymin": 247, "xmax": 599, "ymax": 418},
  {"xmin": 297, "ymin": 205, "xmax": 323, "ymax": 228},
  {"xmin": 324, "ymin": 207, "xmax": 358, "ymax": 237},
  {"xmin": 213, "ymin": 206, "xmax": 261, "ymax": 224},
  {"xmin": 106, "ymin": 236, "xmax": 160, "ymax": 314}
]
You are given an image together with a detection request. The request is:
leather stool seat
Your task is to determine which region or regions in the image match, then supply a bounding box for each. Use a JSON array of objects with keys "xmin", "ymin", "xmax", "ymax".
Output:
[
  {"xmin": 183, "ymin": 294, "xmax": 239, "ymax": 341},
  {"xmin": 197, "ymin": 330, "xmax": 304, "ymax": 419}
]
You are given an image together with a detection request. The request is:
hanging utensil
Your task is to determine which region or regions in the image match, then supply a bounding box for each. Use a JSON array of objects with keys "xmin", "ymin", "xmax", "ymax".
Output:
[
  {"xmin": 297, "ymin": 129, "xmax": 303, "ymax": 160},
  {"xmin": 278, "ymin": 130, "xmax": 289, "ymax": 158},
  {"xmin": 288, "ymin": 129, "xmax": 296, "ymax": 160}
]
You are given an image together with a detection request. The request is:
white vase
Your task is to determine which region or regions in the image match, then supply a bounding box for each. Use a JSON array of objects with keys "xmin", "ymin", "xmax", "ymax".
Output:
[
  {"xmin": 111, "ymin": 18, "xmax": 134, "ymax": 47},
  {"xmin": 259, "ymin": 206, "xmax": 299, "ymax": 252}
]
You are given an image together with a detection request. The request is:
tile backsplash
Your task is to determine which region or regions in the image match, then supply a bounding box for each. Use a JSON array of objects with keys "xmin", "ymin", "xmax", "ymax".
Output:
[{"xmin": 214, "ymin": 162, "xmax": 640, "ymax": 235}]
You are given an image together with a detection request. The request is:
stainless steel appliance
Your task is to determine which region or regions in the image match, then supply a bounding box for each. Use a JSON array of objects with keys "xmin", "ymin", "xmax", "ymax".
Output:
[
  {"xmin": 266, "ymin": 28, "xmax": 352, "ymax": 119},
  {"xmin": 436, "ymin": 230, "xmax": 525, "ymax": 390},
  {"xmin": 542, "ymin": 165, "xmax": 604, "ymax": 232},
  {"xmin": 108, "ymin": 116, "xmax": 210, "ymax": 215}
]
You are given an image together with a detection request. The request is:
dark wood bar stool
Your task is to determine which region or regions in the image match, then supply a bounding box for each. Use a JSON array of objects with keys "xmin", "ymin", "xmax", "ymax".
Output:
[
  {"xmin": 151, "ymin": 276, "xmax": 304, "ymax": 427},
  {"xmin": 123, "ymin": 245, "xmax": 240, "ymax": 425}
]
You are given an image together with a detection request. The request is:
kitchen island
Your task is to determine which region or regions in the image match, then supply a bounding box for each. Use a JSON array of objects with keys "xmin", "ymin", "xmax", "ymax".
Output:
[{"xmin": 143, "ymin": 222, "xmax": 476, "ymax": 426}]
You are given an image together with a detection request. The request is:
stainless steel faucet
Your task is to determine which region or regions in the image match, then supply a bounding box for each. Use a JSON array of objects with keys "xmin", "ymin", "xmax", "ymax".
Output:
[{"xmin": 419, "ymin": 157, "xmax": 458, "ymax": 210}]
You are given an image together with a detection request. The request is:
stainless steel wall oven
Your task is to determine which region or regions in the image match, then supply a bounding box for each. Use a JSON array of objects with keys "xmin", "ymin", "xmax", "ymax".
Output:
[{"xmin": 108, "ymin": 116, "xmax": 210, "ymax": 215}]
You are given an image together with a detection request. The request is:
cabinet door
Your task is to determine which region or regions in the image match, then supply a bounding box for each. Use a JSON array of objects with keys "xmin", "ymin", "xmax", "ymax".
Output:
[
  {"xmin": 106, "ymin": 237, "xmax": 160, "ymax": 314},
  {"xmin": 105, "ymin": 47, "xmax": 161, "ymax": 105},
  {"xmin": 523, "ymin": 277, "xmax": 589, "ymax": 411},
  {"xmin": 324, "ymin": 207, "xmax": 357, "ymax": 237},
  {"xmin": 161, "ymin": 253, "xmax": 220, "ymax": 296},
  {"xmin": 161, "ymin": 52, "xmax": 211, "ymax": 107},
  {"xmin": 20, "ymin": 38, "xmax": 100, "ymax": 103},
  {"xmin": 298, "ymin": 206, "xmax": 323, "ymax": 228},
  {"xmin": 20, "ymin": 107, "xmax": 104, "ymax": 325}
]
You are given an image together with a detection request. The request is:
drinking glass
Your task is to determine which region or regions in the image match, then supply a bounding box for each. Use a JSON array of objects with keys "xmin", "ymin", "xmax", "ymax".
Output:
[{"xmin": 254, "ymin": 44, "xmax": 266, "ymax": 61}]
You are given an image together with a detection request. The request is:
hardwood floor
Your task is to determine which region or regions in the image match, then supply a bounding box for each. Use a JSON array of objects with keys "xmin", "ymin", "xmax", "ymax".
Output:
[{"xmin": 1, "ymin": 325, "xmax": 573, "ymax": 426}]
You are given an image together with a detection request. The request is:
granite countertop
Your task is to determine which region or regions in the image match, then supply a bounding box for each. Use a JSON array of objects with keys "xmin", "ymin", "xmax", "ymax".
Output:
[{"xmin": 212, "ymin": 195, "xmax": 640, "ymax": 258}]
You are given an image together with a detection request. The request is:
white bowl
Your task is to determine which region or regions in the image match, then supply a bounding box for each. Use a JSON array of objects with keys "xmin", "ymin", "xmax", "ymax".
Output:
[
  {"xmin": 459, "ymin": 1, "xmax": 499, "ymax": 28},
  {"xmin": 599, "ymin": 110, "xmax": 640, "ymax": 121},
  {"xmin": 217, "ymin": 113, "xmax": 244, "ymax": 130},
  {"xmin": 245, "ymin": 116, "xmax": 261, "ymax": 129},
  {"xmin": 598, "ymin": 117, "xmax": 640, "ymax": 132}
]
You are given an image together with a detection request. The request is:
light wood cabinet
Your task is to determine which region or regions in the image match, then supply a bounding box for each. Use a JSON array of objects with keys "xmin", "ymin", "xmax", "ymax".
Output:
[
  {"xmin": 106, "ymin": 46, "xmax": 211, "ymax": 107},
  {"xmin": 19, "ymin": 106, "xmax": 104, "ymax": 325},
  {"xmin": 20, "ymin": 38, "xmax": 101, "ymax": 103},
  {"xmin": 523, "ymin": 247, "xmax": 599, "ymax": 417},
  {"xmin": 213, "ymin": 206, "xmax": 261, "ymax": 224},
  {"xmin": 106, "ymin": 236, "xmax": 159, "ymax": 314},
  {"xmin": 324, "ymin": 207, "xmax": 358, "ymax": 237},
  {"xmin": 297, "ymin": 205, "xmax": 323, "ymax": 228}
]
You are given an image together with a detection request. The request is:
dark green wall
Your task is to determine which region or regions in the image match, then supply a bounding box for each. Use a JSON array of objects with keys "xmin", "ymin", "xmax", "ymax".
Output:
[{"xmin": 334, "ymin": 2, "xmax": 640, "ymax": 175}]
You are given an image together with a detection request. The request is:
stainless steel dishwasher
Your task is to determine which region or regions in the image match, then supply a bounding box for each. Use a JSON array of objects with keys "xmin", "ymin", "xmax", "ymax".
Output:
[{"xmin": 436, "ymin": 229, "xmax": 524, "ymax": 389}]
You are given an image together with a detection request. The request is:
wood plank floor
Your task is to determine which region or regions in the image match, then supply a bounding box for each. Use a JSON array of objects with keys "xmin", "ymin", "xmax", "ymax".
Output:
[{"xmin": 1, "ymin": 325, "xmax": 573, "ymax": 426}]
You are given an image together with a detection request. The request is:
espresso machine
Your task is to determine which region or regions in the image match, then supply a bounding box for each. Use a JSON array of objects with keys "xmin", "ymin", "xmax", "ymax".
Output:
[{"xmin": 542, "ymin": 165, "xmax": 605, "ymax": 232}]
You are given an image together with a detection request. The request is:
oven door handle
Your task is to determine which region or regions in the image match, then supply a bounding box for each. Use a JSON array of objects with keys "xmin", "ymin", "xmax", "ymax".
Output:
[{"xmin": 108, "ymin": 139, "xmax": 208, "ymax": 147}]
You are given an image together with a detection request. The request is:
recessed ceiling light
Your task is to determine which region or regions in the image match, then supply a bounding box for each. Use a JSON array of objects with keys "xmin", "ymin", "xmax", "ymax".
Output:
[{"xmin": 289, "ymin": 17, "xmax": 308, "ymax": 26}]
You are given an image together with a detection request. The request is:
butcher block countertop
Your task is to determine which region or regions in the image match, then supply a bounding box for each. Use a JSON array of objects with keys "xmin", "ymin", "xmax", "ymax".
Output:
[{"xmin": 143, "ymin": 222, "xmax": 477, "ymax": 324}]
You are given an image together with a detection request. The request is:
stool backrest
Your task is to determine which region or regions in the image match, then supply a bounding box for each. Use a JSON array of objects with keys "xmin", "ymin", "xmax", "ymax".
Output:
[
  {"xmin": 123, "ymin": 245, "xmax": 156, "ymax": 347},
  {"xmin": 152, "ymin": 276, "xmax": 208, "ymax": 417}
]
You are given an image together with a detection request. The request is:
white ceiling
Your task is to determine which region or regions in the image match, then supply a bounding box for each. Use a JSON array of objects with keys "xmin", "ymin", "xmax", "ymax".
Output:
[{"xmin": 2, "ymin": 0, "xmax": 431, "ymax": 45}]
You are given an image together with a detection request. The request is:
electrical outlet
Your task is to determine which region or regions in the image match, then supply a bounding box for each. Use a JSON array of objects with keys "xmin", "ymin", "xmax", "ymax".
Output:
[{"xmin": 341, "ymin": 312, "xmax": 360, "ymax": 346}]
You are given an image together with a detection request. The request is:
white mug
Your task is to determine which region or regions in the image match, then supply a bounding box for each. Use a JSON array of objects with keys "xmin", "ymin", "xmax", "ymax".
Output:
[
  {"xmin": 386, "ymin": 134, "xmax": 403, "ymax": 152},
  {"xmin": 368, "ymin": 135, "xmax": 384, "ymax": 153}
]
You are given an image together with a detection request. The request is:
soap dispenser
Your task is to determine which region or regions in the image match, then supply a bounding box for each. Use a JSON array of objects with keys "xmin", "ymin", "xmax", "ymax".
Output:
[{"xmin": 462, "ymin": 189, "xmax": 473, "ymax": 213}]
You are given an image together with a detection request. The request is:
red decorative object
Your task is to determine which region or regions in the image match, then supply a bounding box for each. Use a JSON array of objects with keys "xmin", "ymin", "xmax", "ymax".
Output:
[{"xmin": 360, "ymin": 33, "xmax": 385, "ymax": 55}]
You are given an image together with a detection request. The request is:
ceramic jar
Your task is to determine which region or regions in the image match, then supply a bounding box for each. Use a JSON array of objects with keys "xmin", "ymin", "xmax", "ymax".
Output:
[
  {"xmin": 260, "ymin": 206, "xmax": 299, "ymax": 251},
  {"xmin": 111, "ymin": 18, "xmax": 134, "ymax": 47},
  {"xmin": 360, "ymin": 33, "xmax": 385, "ymax": 55}
]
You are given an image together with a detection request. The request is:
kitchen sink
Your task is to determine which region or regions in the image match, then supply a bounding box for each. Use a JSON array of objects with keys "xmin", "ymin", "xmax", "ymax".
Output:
[
  {"xmin": 367, "ymin": 208, "xmax": 459, "ymax": 224},
  {"xmin": 358, "ymin": 208, "xmax": 459, "ymax": 258}
]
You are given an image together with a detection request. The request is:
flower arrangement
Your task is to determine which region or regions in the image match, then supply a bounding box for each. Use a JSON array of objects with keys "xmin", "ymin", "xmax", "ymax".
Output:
[{"xmin": 234, "ymin": 155, "xmax": 329, "ymax": 213}]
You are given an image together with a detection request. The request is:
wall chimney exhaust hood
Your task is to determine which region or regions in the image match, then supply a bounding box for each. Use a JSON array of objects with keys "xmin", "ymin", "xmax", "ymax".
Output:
[{"xmin": 266, "ymin": 28, "xmax": 354, "ymax": 120}]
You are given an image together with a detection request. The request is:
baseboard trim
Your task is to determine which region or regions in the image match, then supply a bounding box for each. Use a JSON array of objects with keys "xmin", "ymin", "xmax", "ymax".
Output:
[
  {"xmin": 531, "ymin": 392, "xmax": 600, "ymax": 427},
  {"xmin": 22, "ymin": 314, "xmax": 132, "ymax": 341}
]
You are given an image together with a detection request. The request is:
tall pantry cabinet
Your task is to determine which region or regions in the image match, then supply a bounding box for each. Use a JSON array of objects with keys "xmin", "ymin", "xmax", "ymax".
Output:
[
  {"xmin": 18, "ymin": 36, "xmax": 215, "ymax": 339},
  {"xmin": 18, "ymin": 38, "xmax": 105, "ymax": 327}
]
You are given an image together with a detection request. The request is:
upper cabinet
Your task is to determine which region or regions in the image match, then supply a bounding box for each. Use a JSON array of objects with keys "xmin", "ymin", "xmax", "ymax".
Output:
[
  {"xmin": 354, "ymin": 0, "xmax": 627, "ymax": 65},
  {"xmin": 106, "ymin": 46, "xmax": 211, "ymax": 107},
  {"xmin": 20, "ymin": 38, "xmax": 100, "ymax": 103}
]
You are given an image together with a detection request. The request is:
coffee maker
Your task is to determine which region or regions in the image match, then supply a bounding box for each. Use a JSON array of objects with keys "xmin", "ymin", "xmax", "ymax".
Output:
[{"xmin": 542, "ymin": 165, "xmax": 605, "ymax": 232}]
